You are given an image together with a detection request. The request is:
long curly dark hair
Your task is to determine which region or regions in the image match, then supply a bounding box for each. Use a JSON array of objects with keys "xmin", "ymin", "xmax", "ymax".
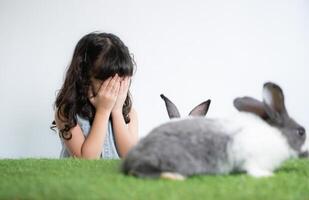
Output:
[{"xmin": 51, "ymin": 32, "xmax": 135, "ymax": 140}]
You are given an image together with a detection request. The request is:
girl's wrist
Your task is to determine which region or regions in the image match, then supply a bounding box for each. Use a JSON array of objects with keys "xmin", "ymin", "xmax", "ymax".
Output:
[
  {"xmin": 111, "ymin": 109, "xmax": 123, "ymax": 117},
  {"xmin": 96, "ymin": 108, "xmax": 112, "ymax": 117}
]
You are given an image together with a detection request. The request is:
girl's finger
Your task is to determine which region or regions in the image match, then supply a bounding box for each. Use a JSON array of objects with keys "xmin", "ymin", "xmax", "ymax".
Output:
[
  {"xmin": 101, "ymin": 76, "xmax": 114, "ymax": 91},
  {"xmin": 100, "ymin": 76, "xmax": 116, "ymax": 95},
  {"xmin": 112, "ymin": 81, "xmax": 121, "ymax": 95},
  {"xmin": 107, "ymin": 74, "xmax": 119, "ymax": 89},
  {"xmin": 87, "ymin": 88, "xmax": 96, "ymax": 105},
  {"xmin": 124, "ymin": 77, "xmax": 130, "ymax": 91},
  {"xmin": 88, "ymin": 87, "xmax": 95, "ymax": 98},
  {"xmin": 119, "ymin": 80, "xmax": 125, "ymax": 94},
  {"xmin": 126, "ymin": 76, "xmax": 131, "ymax": 86},
  {"xmin": 96, "ymin": 77, "xmax": 111, "ymax": 96},
  {"xmin": 110, "ymin": 76, "xmax": 119, "ymax": 92}
]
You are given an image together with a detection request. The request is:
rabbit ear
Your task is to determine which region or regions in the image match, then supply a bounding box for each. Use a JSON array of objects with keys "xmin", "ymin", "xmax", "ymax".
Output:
[
  {"xmin": 234, "ymin": 97, "xmax": 269, "ymax": 119},
  {"xmin": 262, "ymin": 82, "xmax": 288, "ymax": 123},
  {"xmin": 160, "ymin": 94, "xmax": 181, "ymax": 119},
  {"xmin": 189, "ymin": 100, "xmax": 211, "ymax": 117},
  {"xmin": 263, "ymin": 82, "xmax": 287, "ymax": 114}
]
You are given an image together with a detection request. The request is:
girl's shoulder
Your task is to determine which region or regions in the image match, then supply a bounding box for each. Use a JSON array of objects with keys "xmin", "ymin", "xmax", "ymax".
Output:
[
  {"xmin": 54, "ymin": 108, "xmax": 66, "ymax": 130},
  {"xmin": 54, "ymin": 108, "xmax": 85, "ymax": 130}
]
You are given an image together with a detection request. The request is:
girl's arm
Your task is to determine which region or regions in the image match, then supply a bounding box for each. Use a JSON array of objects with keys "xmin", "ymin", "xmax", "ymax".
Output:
[
  {"xmin": 111, "ymin": 108, "xmax": 138, "ymax": 157},
  {"xmin": 55, "ymin": 75, "xmax": 121, "ymax": 159},
  {"xmin": 111, "ymin": 77, "xmax": 139, "ymax": 157},
  {"xmin": 55, "ymin": 110, "xmax": 110, "ymax": 159}
]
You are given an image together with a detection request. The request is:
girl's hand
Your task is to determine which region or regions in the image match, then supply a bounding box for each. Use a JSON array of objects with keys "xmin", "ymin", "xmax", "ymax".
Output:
[
  {"xmin": 112, "ymin": 76, "xmax": 130, "ymax": 114},
  {"xmin": 88, "ymin": 75, "xmax": 121, "ymax": 114}
]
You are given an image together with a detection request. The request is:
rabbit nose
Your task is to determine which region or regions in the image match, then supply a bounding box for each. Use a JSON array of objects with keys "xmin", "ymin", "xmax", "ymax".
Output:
[{"xmin": 299, "ymin": 151, "xmax": 308, "ymax": 158}]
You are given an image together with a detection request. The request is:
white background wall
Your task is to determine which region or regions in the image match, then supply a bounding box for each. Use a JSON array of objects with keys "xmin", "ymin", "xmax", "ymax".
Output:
[{"xmin": 0, "ymin": 0, "xmax": 308, "ymax": 158}]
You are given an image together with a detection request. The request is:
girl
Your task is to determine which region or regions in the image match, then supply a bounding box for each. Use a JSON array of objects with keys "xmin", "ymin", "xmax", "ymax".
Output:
[{"xmin": 52, "ymin": 32, "xmax": 138, "ymax": 159}]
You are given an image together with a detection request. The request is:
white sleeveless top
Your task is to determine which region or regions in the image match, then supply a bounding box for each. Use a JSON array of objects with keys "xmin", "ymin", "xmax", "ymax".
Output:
[{"xmin": 60, "ymin": 115, "xmax": 120, "ymax": 159}]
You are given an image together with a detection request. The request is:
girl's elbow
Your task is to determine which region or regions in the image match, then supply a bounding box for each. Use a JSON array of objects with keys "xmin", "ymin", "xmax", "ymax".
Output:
[
  {"xmin": 80, "ymin": 149, "xmax": 101, "ymax": 160},
  {"xmin": 68, "ymin": 149, "xmax": 100, "ymax": 159}
]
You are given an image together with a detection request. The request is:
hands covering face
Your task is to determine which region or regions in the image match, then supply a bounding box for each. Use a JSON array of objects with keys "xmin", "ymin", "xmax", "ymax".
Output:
[{"xmin": 88, "ymin": 74, "xmax": 131, "ymax": 114}]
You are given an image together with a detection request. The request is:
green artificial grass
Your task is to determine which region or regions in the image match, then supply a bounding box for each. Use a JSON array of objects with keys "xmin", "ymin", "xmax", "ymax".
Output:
[{"xmin": 0, "ymin": 158, "xmax": 308, "ymax": 200}]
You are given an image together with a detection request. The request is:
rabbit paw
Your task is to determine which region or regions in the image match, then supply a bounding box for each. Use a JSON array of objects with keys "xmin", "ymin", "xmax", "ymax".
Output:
[
  {"xmin": 247, "ymin": 168, "xmax": 274, "ymax": 178},
  {"xmin": 160, "ymin": 172, "xmax": 186, "ymax": 181}
]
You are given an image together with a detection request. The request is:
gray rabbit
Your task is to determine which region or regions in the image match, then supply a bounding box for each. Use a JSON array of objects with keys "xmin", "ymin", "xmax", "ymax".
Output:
[{"xmin": 122, "ymin": 82, "xmax": 308, "ymax": 180}]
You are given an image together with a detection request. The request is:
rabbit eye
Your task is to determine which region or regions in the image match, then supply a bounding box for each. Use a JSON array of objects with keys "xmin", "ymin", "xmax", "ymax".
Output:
[{"xmin": 297, "ymin": 127, "xmax": 306, "ymax": 137}]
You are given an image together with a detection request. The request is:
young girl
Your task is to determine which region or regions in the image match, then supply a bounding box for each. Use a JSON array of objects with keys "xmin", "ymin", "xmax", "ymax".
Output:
[{"xmin": 52, "ymin": 32, "xmax": 138, "ymax": 159}]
